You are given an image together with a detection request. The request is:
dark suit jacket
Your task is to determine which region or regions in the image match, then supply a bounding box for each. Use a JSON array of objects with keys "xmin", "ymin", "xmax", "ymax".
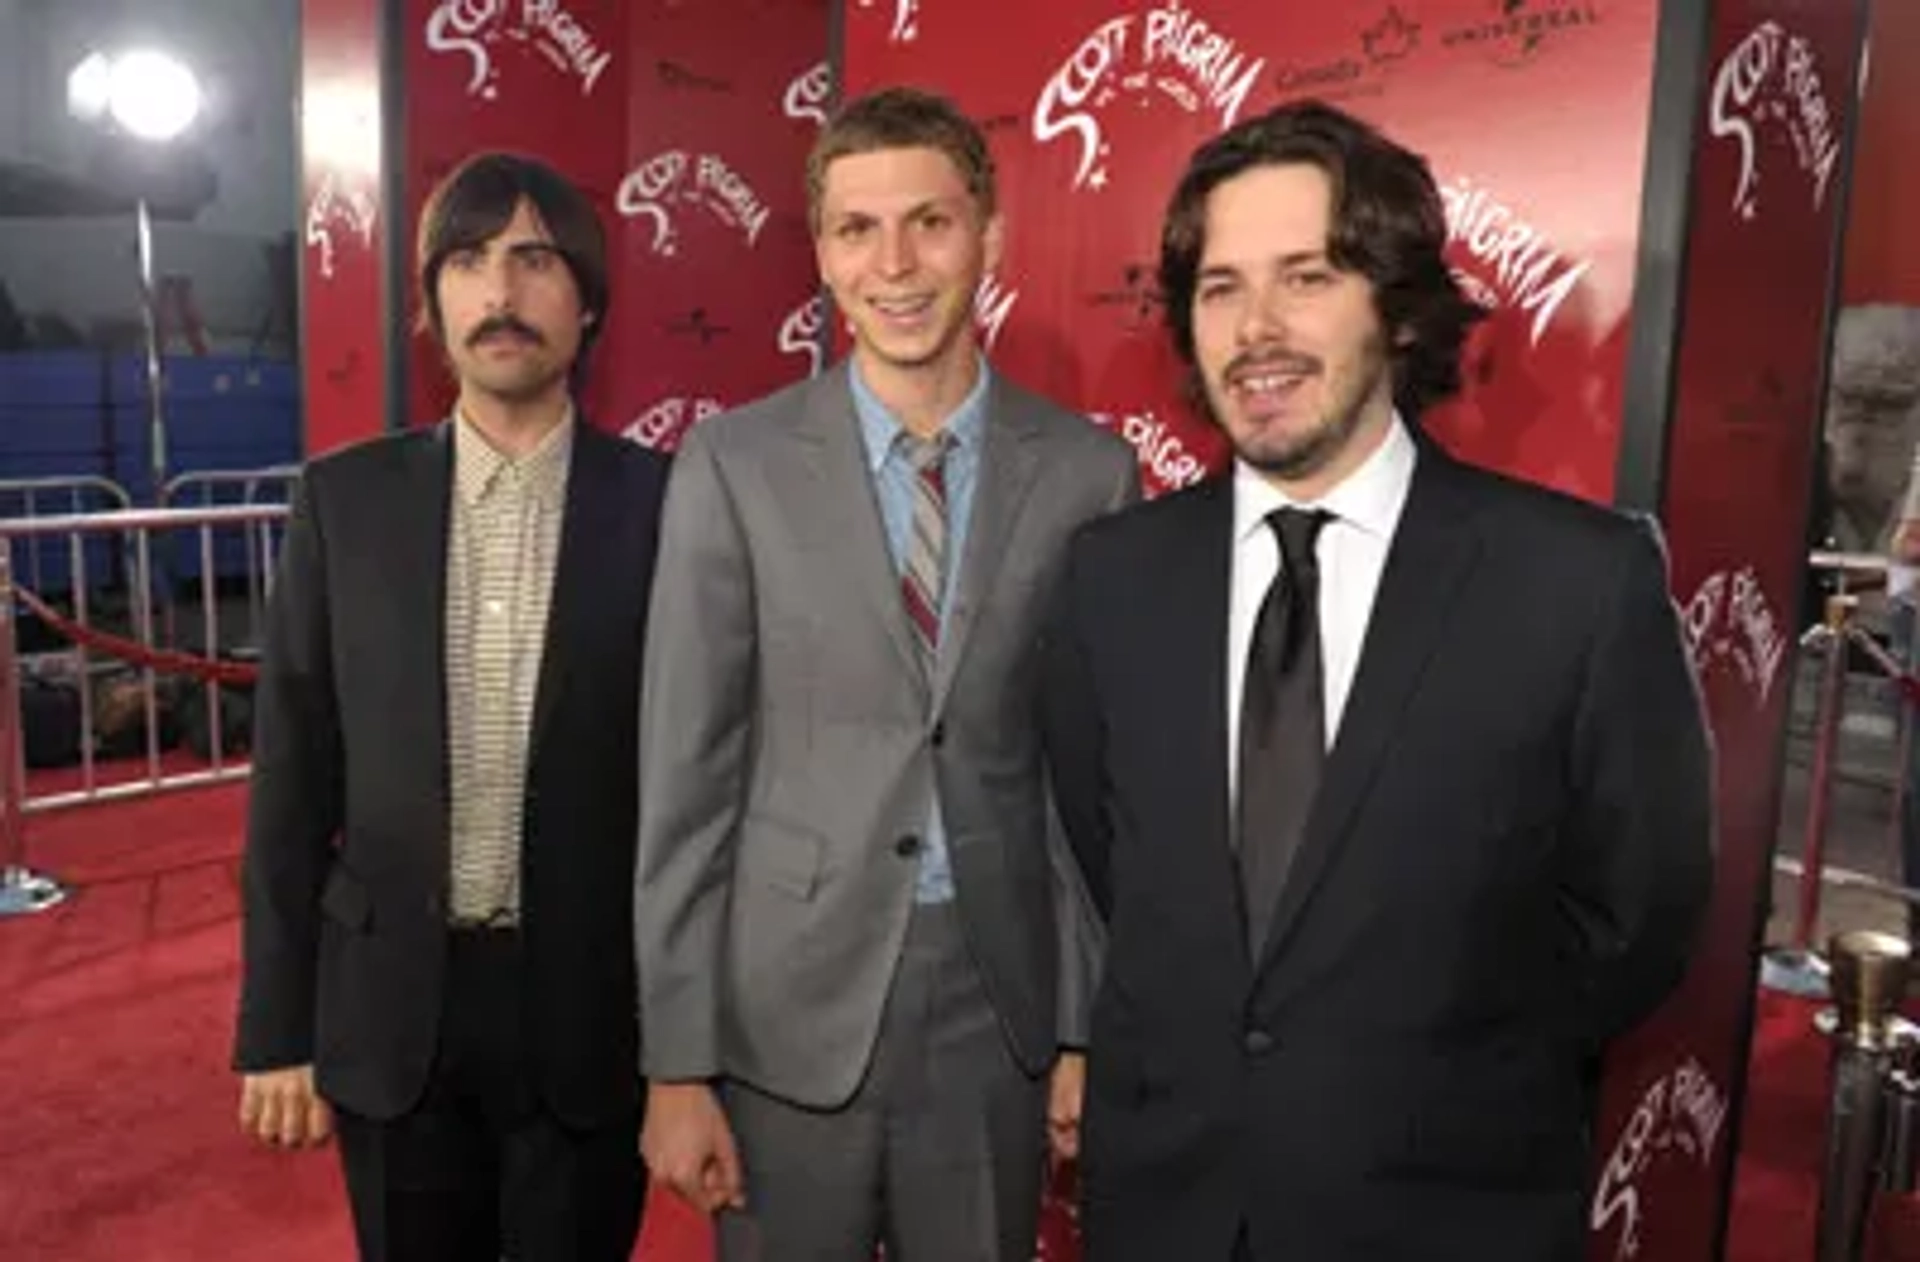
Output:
[
  {"xmin": 1040, "ymin": 441, "xmax": 1714, "ymax": 1261},
  {"xmin": 232, "ymin": 421, "xmax": 671, "ymax": 1127}
]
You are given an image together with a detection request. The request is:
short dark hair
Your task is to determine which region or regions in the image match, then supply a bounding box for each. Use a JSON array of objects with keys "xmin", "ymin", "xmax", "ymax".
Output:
[
  {"xmin": 806, "ymin": 87, "xmax": 997, "ymax": 233},
  {"xmin": 1158, "ymin": 100, "xmax": 1484, "ymax": 418},
  {"xmin": 416, "ymin": 151, "xmax": 610, "ymax": 362}
]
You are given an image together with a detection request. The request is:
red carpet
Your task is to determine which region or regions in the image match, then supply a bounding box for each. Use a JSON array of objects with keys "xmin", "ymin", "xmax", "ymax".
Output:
[
  {"xmin": 0, "ymin": 784, "xmax": 710, "ymax": 1262},
  {"xmin": 0, "ymin": 780, "xmax": 1901, "ymax": 1259},
  {"xmin": 1725, "ymin": 990, "xmax": 1920, "ymax": 1261}
]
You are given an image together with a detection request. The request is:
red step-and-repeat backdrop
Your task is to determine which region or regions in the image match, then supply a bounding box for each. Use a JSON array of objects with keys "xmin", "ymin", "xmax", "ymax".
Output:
[
  {"xmin": 841, "ymin": 2, "xmax": 1866, "ymax": 1261},
  {"xmin": 300, "ymin": 0, "xmax": 828, "ymax": 454},
  {"xmin": 845, "ymin": 0, "xmax": 1657, "ymax": 504},
  {"xmin": 298, "ymin": 1, "xmax": 1872, "ymax": 1259}
]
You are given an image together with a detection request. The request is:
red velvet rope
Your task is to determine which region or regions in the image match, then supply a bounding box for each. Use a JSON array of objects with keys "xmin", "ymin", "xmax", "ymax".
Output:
[{"xmin": 12, "ymin": 585, "xmax": 259, "ymax": 687}]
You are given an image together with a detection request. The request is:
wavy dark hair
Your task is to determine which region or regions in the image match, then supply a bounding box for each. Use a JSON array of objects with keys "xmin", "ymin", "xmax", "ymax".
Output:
[
  {"xmin": 1158, "ymin": 100, "xmax": 1483, "ymax": 419},
  {"xmin": 416, "ymin": 151, "xmax": 610, "ymax": 367}
]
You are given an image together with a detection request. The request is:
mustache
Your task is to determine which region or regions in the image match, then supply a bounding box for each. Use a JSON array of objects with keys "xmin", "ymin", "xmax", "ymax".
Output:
[
  {"xmin": 466, "ymin": 316, "xmax": 545, "ymax": 347},
  {"xmin": 1225, "ymin": 348, "xmax": 1321, "ymax": 381}
]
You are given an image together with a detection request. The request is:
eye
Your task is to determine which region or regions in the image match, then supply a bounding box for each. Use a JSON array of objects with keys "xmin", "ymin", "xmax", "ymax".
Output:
[
  {"xmin": 836, "ymin": 220, "xmax": 872, "ymax": 242},
  {"xmin": 1285, "ymin": 268, "xmax": 1335, "ymax": 292},
  {"xmin": 446, "ymin": 247, "xmax": 484, "ymax": 271},
  {"xmin": 1196, "ymin": 278, "xmax": 1238, "ymax": 305}
]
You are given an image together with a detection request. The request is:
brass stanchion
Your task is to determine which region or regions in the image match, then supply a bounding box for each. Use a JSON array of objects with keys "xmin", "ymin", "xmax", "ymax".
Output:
[{"xmin": 1815, "ymin": 930, "xmax": 1918, "ymax": 1261}]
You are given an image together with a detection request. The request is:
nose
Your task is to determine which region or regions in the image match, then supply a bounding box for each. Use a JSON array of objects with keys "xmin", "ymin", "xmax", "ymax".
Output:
[
  {"xmin": 1233, "ymin": 278, "xmax": 1287, "ymax": 349},
  {"xmin": 876, "ymin": 224, "xmax": 917, "ymax": 281},
  {"xmin": 478, "ymin": 254, "xmax": 517, "ymax": 313}
]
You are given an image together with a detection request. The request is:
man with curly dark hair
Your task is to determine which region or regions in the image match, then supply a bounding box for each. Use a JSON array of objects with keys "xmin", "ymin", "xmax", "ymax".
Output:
[{"xmin": 1040, "ymin": 100, "xmax": 1714, "ymax": 1261}]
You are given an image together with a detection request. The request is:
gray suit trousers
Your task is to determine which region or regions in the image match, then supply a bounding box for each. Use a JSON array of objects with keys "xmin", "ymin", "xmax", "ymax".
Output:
[{"xmin": 717, "ymin": 902, "xmax": 1048, "ymax": 1262}]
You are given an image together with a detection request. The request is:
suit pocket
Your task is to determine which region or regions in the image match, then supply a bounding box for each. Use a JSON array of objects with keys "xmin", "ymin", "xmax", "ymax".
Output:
[
  {"xmin": 320, "ymin": 864, "xmax": 373, "ymax": 932},
  {"xmin": 736, "ymin": 814, "xmax": 827, "ymax": 901}
]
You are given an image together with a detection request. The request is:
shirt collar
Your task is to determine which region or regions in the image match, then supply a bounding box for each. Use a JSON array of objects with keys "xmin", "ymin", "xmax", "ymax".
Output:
[
  {"xmin": 850, "ymin": 355, "xmax": 993, "ymax": 472},
  {"xmin": 1233, "ymin": 414, "xmax": 1417, "ymax": 546},
  {"xmin": 452, "ymin": 407, "xmax": 575, "ymax": 509}
]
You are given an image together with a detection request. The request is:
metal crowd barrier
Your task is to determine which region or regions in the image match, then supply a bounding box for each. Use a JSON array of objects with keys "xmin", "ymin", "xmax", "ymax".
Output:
[
  {"xmin": 0, "ymin": 475, "xmax": 135, "ymax": 599},
  {"xmin": 159, "ymin": 466, "xmax": 301, "ymax": 510},
  {"xmin": 0, "ymin": 502, "xmax": 289, "ymax": 918},
  {"xmin": 158, "ymin": 465, "xmax": 301, "ymax": 644}
]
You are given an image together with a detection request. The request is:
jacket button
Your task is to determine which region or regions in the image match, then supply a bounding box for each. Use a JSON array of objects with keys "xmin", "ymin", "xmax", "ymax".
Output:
[
  {"xmin": 930, "ymin": 721, "xmax": 947, "ymax": 749},
  {"xmin": 895, "ymin": 834, "xmax": 923, "ymax": 858},
  {"xmin": 1244, "ymin": 1029, "xmax": 1276, "ymax": 1056}
]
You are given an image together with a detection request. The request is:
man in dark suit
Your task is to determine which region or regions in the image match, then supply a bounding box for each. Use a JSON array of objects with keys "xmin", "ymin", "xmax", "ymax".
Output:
[
  {"xmin": 1040, "ymin": 101, "xmax": 1714, "ymax": 1261},
  {"xmin": 232, "ymin": 152, "xmax": 669, "ymax": 1262}
]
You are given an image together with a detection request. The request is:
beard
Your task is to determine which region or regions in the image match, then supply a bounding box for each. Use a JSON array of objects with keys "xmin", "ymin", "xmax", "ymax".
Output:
[{"xmin": 1209, "ymin": 334, "xmax": 1392, "ymax": 482}]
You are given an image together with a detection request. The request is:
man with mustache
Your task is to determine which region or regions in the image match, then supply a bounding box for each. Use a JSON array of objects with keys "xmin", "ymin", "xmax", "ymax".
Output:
[
  {"xmin": 233, "ymin": 152, "xmax": 668, "ymax": 1261},
  {"xmin": 636, "ymin": 87, "xmax": 1137, "ymax": 1260},
  {"xmin": 1040, "ymin": 101, "xmax": 1714, "ymax": 1260}
]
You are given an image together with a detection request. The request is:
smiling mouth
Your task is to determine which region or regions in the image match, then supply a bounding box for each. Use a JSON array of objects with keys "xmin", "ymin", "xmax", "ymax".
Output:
[
  {"xmin": 871, "ymin": 294, "xmax": 935, "ymax": 321},
  {"xmin": 1228, "ymin": 366, "xmax": 1317, "ymax": 406}
]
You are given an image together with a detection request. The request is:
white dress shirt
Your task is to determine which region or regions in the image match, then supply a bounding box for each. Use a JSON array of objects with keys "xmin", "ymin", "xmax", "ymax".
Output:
[{"xmin": 1227, "ymin": 418, "xmax": 1417, "ymax": 801}]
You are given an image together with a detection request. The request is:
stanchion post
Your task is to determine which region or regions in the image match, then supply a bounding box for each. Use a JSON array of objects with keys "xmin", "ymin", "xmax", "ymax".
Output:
[
  {"xmin": 0, "ymin": 547, "xmax": 70, "ymax": 917},
  {"xmin": 1815, "ymin": 930, "xmax": 1916, "ymax": 1262},
  {"xmin": 1799, "ymin": 594, "xmax": 1855, "ymax": 947},
  {"xmin": 1765, "ymin": 593, "xmax": 1855, "ymax": 995}
]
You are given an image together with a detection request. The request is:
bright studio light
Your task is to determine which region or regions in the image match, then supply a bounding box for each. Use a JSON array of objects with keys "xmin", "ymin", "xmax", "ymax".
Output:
[{"xmin": 68, "ymin": 49, "xmax": 202, "ymax": 142}]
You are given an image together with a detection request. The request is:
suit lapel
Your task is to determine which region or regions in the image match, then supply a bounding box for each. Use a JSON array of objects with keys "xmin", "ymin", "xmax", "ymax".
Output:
[
  {"xmin": 1255, "ymin": 446, "xmax": 1487, "ymax": 975},
  {"xmin": 528, "ymin": 424, "xmax": 615, "ymax": 759},
  {"xmin": 933, "ymin": 378, "xmax": 1044, "ymax": 711},
  {"xmin": 1168, "ymin": 479, "xmax": 1255, "ymax": 975},
  {"xmin": 791, "ymin": 366, "xmax": 927, "ymax": 692},
  {"xmin": 405, "ymin": 425, "xmax": 454, "ymax": 852}
]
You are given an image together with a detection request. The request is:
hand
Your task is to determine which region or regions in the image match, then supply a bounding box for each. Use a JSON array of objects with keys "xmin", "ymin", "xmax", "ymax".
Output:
[
  {"xmin": 642, "ymin": 1081, "xmax": 746, "ymax": 1214},
  {"xmin": 238, "ymin": 1065, "xmax": 334, "ymax": 1149},
  {"xmin": 1047, "ymin": 1052, "xmax": 1085, "ymax": 1167},
  {"xmin": 1895, "ymin": 519, "xmax": 1920, "ymax": 565}
]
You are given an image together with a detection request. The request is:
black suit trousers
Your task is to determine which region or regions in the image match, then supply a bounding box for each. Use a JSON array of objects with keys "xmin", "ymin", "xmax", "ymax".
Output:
[{"xmin": 332, "ymin": 929, "xmax": 645, "ymax": 1262}]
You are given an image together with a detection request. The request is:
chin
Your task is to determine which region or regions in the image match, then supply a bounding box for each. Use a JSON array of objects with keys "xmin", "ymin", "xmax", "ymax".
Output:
[{"xmin": 867, "ymin": 330, "xmax": 960, "ymax": 370}]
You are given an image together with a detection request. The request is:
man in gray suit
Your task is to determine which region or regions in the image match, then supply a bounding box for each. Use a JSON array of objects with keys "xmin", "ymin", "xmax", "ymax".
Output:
[{"xmin": 635, "ymin": 87, "xmax": 1139, "ymax": 1261}]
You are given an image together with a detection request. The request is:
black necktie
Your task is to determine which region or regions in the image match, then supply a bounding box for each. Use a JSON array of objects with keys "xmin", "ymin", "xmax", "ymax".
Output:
[{"xmin": 1237, "ymin": 507, "xmax": 1332, "ymax": 959}]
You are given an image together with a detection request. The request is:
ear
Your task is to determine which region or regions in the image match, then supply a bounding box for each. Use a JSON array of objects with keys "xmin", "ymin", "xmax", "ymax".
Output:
[{"xmin": 982, "ymin": 211, "xmax": 1006, "ymax": 276}]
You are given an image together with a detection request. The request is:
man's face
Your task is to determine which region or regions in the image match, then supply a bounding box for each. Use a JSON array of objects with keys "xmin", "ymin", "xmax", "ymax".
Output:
[
  {"xmin": 435, "ymin": 198, "xmax": 586, "ymax": 405},
  {"xmin": 1189, "ymin": 162, "xmax": 1395, "ymax": 484},
  {"xmin": 814, "ymin": 145, "xmax": 1001, "ymax": 376}
]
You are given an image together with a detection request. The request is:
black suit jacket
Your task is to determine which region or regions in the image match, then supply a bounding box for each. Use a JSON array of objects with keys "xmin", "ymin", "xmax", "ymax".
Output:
[
  {"xmin": 1040, "ymin": 442, "xmax": 1714, "ymax": 1261},
  {"xmin": 232, "ymin": 421, "xmax": 671, "ymax": 1127}
]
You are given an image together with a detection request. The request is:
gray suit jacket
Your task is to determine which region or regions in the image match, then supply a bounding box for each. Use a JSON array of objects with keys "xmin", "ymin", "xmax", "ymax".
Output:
[{"xmin": 636, "ymin": 362, "xmax": 1139, "ymax": 1108}]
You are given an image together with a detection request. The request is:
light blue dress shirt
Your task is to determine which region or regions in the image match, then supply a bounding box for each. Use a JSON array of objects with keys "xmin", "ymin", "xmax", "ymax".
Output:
[{"xmin": 850, "ymin": 358, "xmax": 990, "ymax": 905}]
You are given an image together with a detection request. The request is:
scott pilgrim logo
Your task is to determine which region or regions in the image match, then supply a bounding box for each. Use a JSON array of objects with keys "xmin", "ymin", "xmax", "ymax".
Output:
[
  {"xmin": 1439, "ymin": 174, "xmax": 1592, "ymax": 347},
  {"xmin": 1033, "ymin": 1, "xmax": 1266, "ymax": 192},
  {"xmin": 1709, "ymin": 20, "xmax": 1842, "ymax": 222},
  {"xmin": 621, "ymin": 396, "xmax": 724, "ymax": 453},
  {"xmin": 423, "ymin": 0, "xmax": 612, "ymax": 100},
  {"xmin": 783, "ymin": 61, "xmax": 833, "ymax": 127},
  {"xmin": 305, "ymin": 172, "xmax": 378, "ymax": 281},
  {"xmin": 616, "ymin": 151, "xmax": 771, "ymax": 257}
]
